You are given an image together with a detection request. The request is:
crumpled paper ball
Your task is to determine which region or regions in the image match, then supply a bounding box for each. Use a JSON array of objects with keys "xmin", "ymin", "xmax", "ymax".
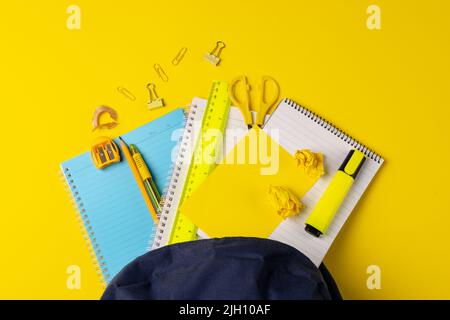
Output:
[
  {"xmin": 294, "ymin": 149, "xmax": 325, "ymax": 179},
  {"xmin": 268, "ymin": 185, "xmax": 304, "ymax": 219}
]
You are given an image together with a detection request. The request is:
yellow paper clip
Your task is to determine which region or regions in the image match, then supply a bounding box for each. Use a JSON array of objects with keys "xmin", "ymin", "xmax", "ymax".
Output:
[
  {"xmin": 117, "ymin": 86, "xmax": 136, "ymax": 101},
  {"xmin": 154, "ymin": 63, "xmax": 168, "ymax": 82},
  {"xmin": 203, "ymin": 41, "xmax": 226, "ymax": 66},
  {"xmin": 146, "ymin": 83, "xmax": 165, "ymax": 110},
  {"xmin": 172, "ymin": 47, "xmax": 188, "ymax": 66}
]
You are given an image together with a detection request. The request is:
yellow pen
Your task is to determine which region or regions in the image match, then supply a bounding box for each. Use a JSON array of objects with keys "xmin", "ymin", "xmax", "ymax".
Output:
[
  {"xmin": 130, "ymin": 144, "xmax": 162, "ymax": 213},
  {"xmin": 119, "ymin": 138, "xmax": 159, "ymax": 223},
  {"xmin": 305, "ymin": 149, "xmax": 366, "ymax": 237}
]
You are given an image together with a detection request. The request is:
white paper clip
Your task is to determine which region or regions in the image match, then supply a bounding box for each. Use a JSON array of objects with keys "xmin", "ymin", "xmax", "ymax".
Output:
[
  {"xmin": 203, "ymin": 41, "xmax": 226, "ymax": 66},
  {"xmin": 146, "ymin": 83, "xmax": 164, "ymax": 110}
]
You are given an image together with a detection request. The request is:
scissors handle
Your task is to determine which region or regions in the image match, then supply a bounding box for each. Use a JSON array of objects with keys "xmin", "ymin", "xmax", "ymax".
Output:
[
  {"xmin": 229, "ymin": 76, "xmax": 253, "ymax": 127},
  {"xmin": 256, "ymin": 75, "xmax": 280, "ymax": 126}
]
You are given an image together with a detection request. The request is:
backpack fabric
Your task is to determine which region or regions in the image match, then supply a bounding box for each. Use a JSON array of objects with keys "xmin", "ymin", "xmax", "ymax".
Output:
[{"xmin": 101, "ymin": 237, "xmax": 341, "ymax": 300}]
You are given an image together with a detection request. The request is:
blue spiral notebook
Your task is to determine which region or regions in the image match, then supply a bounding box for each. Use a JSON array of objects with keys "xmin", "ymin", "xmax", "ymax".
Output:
[{"xmin": 60, "ymin": 109, "xmax": 185, "ymax": 285}]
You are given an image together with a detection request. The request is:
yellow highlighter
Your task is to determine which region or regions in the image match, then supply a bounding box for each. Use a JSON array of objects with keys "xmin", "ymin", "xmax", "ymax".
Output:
[{"xmin": 305, "ymin": 149, "xmax": 366, "ymax": 237}]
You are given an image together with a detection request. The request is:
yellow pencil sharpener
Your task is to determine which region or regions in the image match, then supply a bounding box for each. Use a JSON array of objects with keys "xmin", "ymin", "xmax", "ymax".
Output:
[{"xmin": 91, "ymin": 136, "xmax": 121, "ymax": 169}]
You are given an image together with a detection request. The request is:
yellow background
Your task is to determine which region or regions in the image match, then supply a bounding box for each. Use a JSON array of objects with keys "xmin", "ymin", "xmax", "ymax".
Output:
[{"xmin": 1, "ymin": 0, "xmax": 449, "ymax": 299}]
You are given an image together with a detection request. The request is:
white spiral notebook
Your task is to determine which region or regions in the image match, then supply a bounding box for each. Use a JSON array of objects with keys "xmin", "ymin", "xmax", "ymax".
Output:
[
  {"xmin": 152, "ymin": 98, "xmax": 249, "ymax": 249},
  {"xmin": 263, "ymin": 99, "xmax": 383, "ymax": 266},
  {"xmin": 152, "ymin": 97, "xmax": 383, "ymax": 266}
]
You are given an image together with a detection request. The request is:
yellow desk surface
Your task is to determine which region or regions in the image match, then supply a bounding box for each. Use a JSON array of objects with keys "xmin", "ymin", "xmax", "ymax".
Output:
[{"xmin": 1, "ymin": 1, "xmax": 449, "ymax": 299}]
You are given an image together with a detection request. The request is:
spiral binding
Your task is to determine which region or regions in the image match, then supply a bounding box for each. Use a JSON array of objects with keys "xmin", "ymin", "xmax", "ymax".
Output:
[
  {"xmin": 283, "ymin": 98, "xmax": 383, "ymax": 164},
  {"xmin": 157, "ymin": 105, "xmax": 191, "ymax": 208},
  {"xmin": 147, "ymin": 109, "xmax": 186, "ymax": 250},
  {"xmin": 59, "ymin": 168, "xmax": 108, "ymax": 288},
  {"xmin": 151, "ymin": 104, "xmax": 198, "ymax": 249}
]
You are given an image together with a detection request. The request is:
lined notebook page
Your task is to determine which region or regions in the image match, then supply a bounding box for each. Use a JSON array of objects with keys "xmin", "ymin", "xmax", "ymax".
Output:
[
  {"xmin": 263, "ymin": 99, "xmax": 384, "ymax": 266},
  {"xmin": 61, "ymin": 109, "xmax": 185, "ymax": 283},
  {"xmin": 152, "ymin": 98, "xmax": 249, "ymax": 249}
]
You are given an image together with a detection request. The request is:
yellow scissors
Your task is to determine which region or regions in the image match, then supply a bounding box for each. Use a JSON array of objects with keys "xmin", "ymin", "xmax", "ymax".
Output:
[{"xmin": 229, "ymin": 75, "xmax": 280, "ymax": 128}]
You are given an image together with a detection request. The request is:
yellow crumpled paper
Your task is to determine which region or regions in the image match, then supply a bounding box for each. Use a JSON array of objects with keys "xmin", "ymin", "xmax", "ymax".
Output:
[
  {"xmin": 268, "ymin": 185, "xmax": 304, "ymax": 219},
  {"xmin": 294, "ymin": 149, "xmax": 325, "ymax": 179}
]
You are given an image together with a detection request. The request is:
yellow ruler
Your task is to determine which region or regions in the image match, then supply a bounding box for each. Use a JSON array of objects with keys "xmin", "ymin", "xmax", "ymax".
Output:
[{"xmin": 169, "ymin": 81, "xmax": 231, "ymax": 244}]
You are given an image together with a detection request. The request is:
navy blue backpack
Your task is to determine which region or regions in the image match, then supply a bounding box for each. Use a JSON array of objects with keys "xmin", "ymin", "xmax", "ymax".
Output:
[{"xmin": 102, "ymin": 237, "xmax": 341, "ymax": 300}]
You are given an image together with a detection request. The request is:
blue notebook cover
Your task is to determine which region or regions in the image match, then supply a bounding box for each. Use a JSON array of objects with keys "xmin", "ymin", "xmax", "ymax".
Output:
[{"xmin": 60, "ymin": 109, "xmax": 185, "ymax": 284}]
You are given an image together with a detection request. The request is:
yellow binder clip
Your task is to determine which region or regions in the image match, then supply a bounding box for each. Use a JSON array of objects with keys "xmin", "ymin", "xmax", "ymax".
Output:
[
  {"xmin": 146, "ymin": 83, "xmax": 165, "ymax": 110},
  {"xmin": 203, "ymin": 41, "xmax": 226, "ymax": 66}
]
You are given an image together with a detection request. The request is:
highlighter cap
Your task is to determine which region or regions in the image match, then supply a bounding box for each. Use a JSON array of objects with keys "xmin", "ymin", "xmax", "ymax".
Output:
[
  {"xmin": 305, "ymin": 224, "xmax": 322, "ymax": 237},
  {"xmin": 339, "ymin": 149, "xmax": 366, "ymax": 178}
]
